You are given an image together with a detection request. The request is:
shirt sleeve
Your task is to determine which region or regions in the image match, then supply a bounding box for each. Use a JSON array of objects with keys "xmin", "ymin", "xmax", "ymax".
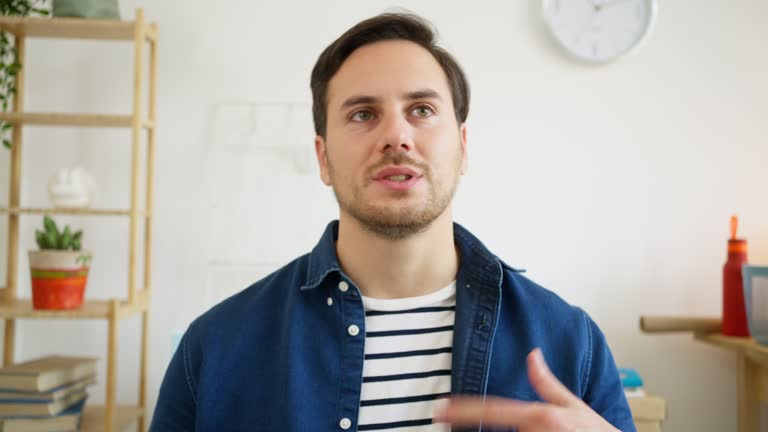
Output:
[
  {"xmin": 581, "ymin": 311, "xmax": 637, "ymax": 432},
  {"xmin": 149, "ymin": 323, "xmax": 198, "ymax": 431}
]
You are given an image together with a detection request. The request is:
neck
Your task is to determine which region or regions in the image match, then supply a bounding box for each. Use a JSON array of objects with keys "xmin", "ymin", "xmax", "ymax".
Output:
[{"xmin": 335, "ymin": 210, "xmax": 458, "ymax": 299}]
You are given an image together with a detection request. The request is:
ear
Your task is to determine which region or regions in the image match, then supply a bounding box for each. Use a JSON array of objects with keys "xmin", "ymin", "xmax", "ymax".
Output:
[
  {"xmin": 459, "ymin": 123, "xmax": 468, "ymax": 175},
  {"xmin": 315, "ymin": 135, "xmax": 332, "ymax": 186}
]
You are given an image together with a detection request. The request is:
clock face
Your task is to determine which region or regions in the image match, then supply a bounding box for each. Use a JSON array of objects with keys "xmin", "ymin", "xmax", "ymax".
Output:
[{"xmin": 542, "ymin": 0, "xmax": 656, "ymax": 63}]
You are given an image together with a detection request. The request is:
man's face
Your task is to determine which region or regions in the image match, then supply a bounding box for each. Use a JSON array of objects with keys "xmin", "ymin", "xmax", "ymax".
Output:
[{"xmin": 315, "ymin": 40, "xmax": 468, "ymax": 240}]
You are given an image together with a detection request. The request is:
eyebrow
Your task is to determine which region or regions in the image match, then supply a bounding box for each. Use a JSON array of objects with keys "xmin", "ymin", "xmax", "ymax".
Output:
[{"xmin": 339, "ymin": 89, "xmax": 443, "ymax": 111}]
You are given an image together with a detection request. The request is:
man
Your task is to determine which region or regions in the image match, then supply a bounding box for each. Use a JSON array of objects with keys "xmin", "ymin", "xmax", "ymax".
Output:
[{"xmin": 151, "ymin": 12, "xmax": 635, "ymax": 432}]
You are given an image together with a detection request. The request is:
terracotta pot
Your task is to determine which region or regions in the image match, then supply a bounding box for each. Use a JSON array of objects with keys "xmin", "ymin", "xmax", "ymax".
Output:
[{"xmin": 29, "ymin": 250, "xmax": 93, "ymax": 310}]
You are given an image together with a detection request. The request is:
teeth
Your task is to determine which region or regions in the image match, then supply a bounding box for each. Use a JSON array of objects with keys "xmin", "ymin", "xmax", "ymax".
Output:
[{"xmin": 385, "ymin": 175, "xmax": 410, "ymax": 181}]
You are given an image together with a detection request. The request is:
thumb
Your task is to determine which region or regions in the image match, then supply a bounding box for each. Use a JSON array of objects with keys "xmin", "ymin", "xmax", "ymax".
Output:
[{"xmin": 527, "ymin": 348, "xmax": 580, "ymax": 407}]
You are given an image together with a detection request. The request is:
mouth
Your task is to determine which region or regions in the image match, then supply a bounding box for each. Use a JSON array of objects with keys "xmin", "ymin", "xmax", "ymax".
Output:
[
  {"xmin": 373, "ymin": 166, "xmax": 422, "ymax": 182},
  {"xmin": 381, "ymin": 174, "xmax": 414, "ymax": 182},
  {"xmin": 372, "ymin": 166, "xmax": 424, "ymax": 191}
]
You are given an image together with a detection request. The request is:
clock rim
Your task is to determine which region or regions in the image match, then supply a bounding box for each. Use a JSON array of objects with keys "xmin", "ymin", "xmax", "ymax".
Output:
[{"xmin": 541, "ymin": 0, "xmax": 659, "ymax": 64}]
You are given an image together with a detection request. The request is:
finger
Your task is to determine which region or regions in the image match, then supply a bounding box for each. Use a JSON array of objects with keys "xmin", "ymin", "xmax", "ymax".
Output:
[
  {"xmin": 527, "ymin": 348, "xmax": 580, "ymax": 407},
  {"xmin": 434, "ymin": 395, "xmax": 546, "ymax": 429}
]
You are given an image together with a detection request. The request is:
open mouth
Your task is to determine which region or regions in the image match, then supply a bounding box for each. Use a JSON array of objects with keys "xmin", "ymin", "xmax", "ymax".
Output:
[{"xmin": 383, "ymin": 174, "xmax": 414, "ymax": 182}]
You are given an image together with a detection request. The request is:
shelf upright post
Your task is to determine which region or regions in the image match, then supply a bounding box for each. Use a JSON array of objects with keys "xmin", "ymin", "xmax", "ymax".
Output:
[
  {"xmin": 106, "ymin": 299, "xmax": 120, "ymax": 432},
  {"xmin": 3, "ymin": 31, "xmax": 26, "ymax": 367},
  {"xmin": 138, "ymin": 19, "xmax": 157, "ymax": 432},
  {"xmin": 128, "ymin": 9, "xmax": 145, "ymax": 306}
]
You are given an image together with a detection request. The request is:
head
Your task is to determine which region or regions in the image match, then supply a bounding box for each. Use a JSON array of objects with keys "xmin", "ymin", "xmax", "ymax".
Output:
[{"xmin": 311, "ymin": 12, "xmax": 470, "ymax": 240}]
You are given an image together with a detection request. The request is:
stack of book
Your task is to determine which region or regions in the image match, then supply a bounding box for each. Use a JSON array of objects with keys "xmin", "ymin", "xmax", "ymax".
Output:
[
  {"xmin": 0, "ymin": 356, "xmax": 97, "ymax": 432},
  {"xmin": 619, "ymin": 368, "xmax": 667, "ymax": 432}
]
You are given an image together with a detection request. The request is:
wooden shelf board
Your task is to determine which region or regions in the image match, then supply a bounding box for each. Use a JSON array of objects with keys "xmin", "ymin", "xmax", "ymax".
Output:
[
  {"xmin": 82, "ymin": 405, "xmax": 143, "ymax": 432},
  {"xmin": 694, "ymin": 332, "xmax": 768, "ymax": 367},
  {"xmin": 0, "ymin": 207, "xmax": 150, "ymax": 218},
  {"xmin": 0, "ymin": 15, "xmax": 154, "ymax": 42},
  {"xmin": 0, "ymin": 112, "xmax": 154, "ymax": 128},
  {"xmin": 0, "ymin": 299, "xmax": 147, "ymax": 320}
]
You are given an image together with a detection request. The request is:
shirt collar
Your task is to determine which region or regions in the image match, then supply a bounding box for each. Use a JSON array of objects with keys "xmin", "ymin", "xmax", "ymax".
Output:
[{"xmin": 300, "ymin": 220, "xmax": 524, "ymax": 291}]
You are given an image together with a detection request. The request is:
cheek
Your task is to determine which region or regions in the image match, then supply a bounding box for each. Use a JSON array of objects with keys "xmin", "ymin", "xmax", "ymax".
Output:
[
  {"xmin": 421, "ymin": 129, "xmax": 463, "ymax": 166},
  {"xmin": 326, "ymin": 141, "xmax": 368, "ymax": 180}
]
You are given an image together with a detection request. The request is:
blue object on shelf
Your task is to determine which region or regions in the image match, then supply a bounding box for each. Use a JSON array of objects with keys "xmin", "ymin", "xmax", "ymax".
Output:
[
  {"xmin": 742, "ymin": 265, "xmax": 768, "ymax": 345},
  {"xmin": 618, "ymin": 368, "xmax": 643, "ymax": 388}
]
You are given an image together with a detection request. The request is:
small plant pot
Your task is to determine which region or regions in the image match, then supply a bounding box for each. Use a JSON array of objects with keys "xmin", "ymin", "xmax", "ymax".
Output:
[{"xmin": 29, "ymin": 250, "xmax": 93, "ymax": 310}]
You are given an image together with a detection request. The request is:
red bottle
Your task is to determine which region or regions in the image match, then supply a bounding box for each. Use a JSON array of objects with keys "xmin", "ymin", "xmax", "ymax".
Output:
[{"xmin": 722, "ymin": 215, "xmax": 750, "ymax": 337}]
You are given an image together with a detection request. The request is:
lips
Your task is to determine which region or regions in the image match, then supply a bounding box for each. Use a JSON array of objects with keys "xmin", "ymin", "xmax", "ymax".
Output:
[
  {"xmin": 371, "ymin": 166, "xmax": 424, "ymax": 191},
  {"xmin": 373, "ymin": 166, "xmax": 422, "ymax": 181}
]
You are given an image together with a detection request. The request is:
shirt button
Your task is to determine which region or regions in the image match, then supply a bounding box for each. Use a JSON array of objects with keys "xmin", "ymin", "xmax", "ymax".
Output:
[
  {"xmin": 347, "ymin": 324, "xmax": 360, "ymax": 336},
  {"xmin": 338, "ymin": 281, "xmax": 349, "ymax": 292},
  {"xmin": 339, "ymin": 417, "xmax": 352, "ymax": 429},
  {"xmin": 327, "ymin": 297, "xmax": 333, "ymax": 306}
]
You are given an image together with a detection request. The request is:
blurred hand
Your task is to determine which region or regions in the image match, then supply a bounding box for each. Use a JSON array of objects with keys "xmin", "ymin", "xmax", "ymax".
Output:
[{"xmin": 434, "ymin": 349, "xmax": 620, "ymax": 432}]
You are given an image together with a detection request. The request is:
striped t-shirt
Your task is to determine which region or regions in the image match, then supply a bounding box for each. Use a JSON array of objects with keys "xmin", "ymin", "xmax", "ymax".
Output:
[{"xmin": 357, "ymin": 282, "xmax": 456, "ymax": 431}]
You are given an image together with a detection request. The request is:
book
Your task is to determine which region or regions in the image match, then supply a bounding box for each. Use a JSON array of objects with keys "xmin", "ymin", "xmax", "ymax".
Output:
[
  {"xmin": 624, "ymin": 387, "xmax": 647, "ymax": 398},
  {"xmin": 628, "ymin": 395, "xmax": 667, "ymax": 421},
  {"xmin": 0, "ymin": 390, "xmax": 86, "ymax": 417},
  {"xmin": 634, "ymin": 420, "xmax": 662, "ymax": 432},
  {"xmin": 0, "ymin": 356, "xmax": 97, "ymax": 393},
  {"xmin": 0, "ymin": 396, "xmax": 86, "ymax": 432},
  {"xmin": 0, "ymin": 375, "xmax": 96, "ymax": 403}
]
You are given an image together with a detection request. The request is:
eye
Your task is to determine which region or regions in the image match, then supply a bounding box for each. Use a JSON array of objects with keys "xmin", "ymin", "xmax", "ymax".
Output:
[
  {"xmin": 351, "ymin": 110, "xmax": 375, "ymax": 122},
  {"xmin": 412, "ymin": 105, "xmax": 435, "ymax": 117}
]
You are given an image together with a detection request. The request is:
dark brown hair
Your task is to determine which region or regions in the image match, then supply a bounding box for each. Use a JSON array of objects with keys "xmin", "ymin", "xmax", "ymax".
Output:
[{"xmin": 310, "ymin": 12, "xmax": 470, "ymax": 138}]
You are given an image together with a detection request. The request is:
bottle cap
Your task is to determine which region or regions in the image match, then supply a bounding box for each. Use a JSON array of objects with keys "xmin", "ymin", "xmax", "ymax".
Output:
[{"xmin": 728, "ymin": 215, "xmax": 747, "ymax": 253}]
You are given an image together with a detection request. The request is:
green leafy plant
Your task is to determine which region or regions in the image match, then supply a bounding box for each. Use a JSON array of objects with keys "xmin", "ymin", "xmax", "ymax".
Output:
[
  {"xmin": 0, "ymin": 0, "xmax": 49, "ymax": 149},
  {"xmin": 35, "ymin": 214, "xmax": 83, "ymax": 251}
]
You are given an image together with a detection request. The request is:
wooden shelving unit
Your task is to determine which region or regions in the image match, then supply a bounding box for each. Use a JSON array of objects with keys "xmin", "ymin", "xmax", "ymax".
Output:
[
  {"xmin": 641, "ymin": 316, "xmax": 768, "ymax": 432},
  {"xmin": 0, "ymin": 9, "xmax": 157, "ymax": 432},
  {"xmin": 82, "ymin": 405, "xmax": 145, "ymax": 432}
]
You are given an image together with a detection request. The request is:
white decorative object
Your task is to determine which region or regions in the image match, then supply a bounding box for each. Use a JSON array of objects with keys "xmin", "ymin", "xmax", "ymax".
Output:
[
  {"xmin": 48, "ymin": 167, "xmax": 95, "ymax": 208},
  {"xmin": 542, "ymin": 0, "xmax": 657, "ymax": 63}
]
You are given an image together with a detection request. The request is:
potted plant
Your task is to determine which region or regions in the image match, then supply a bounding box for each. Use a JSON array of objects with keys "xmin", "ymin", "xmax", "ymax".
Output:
[
  {"xmin": 29, "ymin": 215, "xmax": 92, "ymax": 310},
  {"xmin": 0, "ymin": 0, "xmax": 49, "ymax": 149}
]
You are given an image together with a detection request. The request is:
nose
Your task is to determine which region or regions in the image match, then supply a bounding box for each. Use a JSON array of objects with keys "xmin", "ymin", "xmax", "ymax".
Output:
[{"xmin": 377, "ymin": 111, "xmax": 414, "ymax": 155}]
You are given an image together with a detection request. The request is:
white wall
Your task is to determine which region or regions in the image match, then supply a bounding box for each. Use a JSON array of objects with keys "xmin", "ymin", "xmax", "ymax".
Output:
[{"xmin": 1, "ymin": 1, "xmax": 766, "ymax": 431}]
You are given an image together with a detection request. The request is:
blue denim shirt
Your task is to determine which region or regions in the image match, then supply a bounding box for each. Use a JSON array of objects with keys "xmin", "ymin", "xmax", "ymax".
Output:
[{"xmin": 150, "ymin": 221, "xmax": 635, "ymax": 431}]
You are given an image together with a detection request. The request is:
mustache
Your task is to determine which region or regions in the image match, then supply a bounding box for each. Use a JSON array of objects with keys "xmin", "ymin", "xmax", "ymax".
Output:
[{"xmin": 368, "ymin": 154, "xmax": 429, "ymax": 177}]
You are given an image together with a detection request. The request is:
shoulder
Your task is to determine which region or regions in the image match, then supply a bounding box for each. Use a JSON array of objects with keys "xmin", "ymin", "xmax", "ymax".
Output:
[
  {"xmin": 497, "ymin": 266, "xmax": 600, "ymax": 366},
  {"xmin": 501, "ymin": 267, "xmax": 588, "ymax": 323}
]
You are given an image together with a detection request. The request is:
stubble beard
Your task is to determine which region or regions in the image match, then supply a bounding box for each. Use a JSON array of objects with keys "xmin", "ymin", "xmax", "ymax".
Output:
[{"xmin": 327, "ymin": 151, "xmax": 462, "ymax": 241}]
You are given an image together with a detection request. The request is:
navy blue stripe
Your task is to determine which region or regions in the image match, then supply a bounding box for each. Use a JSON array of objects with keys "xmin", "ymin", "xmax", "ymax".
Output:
[
  {"xmin": 363, "ymin": 369, "xmax": 451, "ymax": 383},
  {"xmin": 366, "ymin": 306, "xmax": 456, "ymax": 316},
  {"xmin": 361, "ymin": 392, "xmax": 451, "ymax": 407},
  {"xmin": 365, "ymin": 347, "xmax": 452, "ymax": 360},
  {"xmin": 358, "ymin": 418, "xmax": 433, "ymax": 430},
  {"xmin": 367, "ymin": 325, "xmax": 454, "ymax": 337}
]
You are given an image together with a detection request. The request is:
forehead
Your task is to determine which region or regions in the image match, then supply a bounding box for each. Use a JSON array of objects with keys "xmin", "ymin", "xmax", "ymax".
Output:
[{"xmin": 327, "ymin": 40, "xmax": 452, "ymax": 110}]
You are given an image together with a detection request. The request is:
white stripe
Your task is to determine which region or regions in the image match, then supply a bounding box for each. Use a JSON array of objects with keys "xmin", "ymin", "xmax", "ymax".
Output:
[
  {"xmin": 365, "ymin": 330, "xmax": 453, "ymax": 355},
  {"xmin": 363, "ymin": 352, "xmax": 452, "ymax": 377},
  {"xmin": 362, "ymin": 375, "xmax": 451, "ymax": 401},
  {"xmin": 357, "ymin": 399, "xmax": 443, "ymax": 426},
  {"xmin": 365, "ymin": 310, "xmax": 455, "ymax": 333}
]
